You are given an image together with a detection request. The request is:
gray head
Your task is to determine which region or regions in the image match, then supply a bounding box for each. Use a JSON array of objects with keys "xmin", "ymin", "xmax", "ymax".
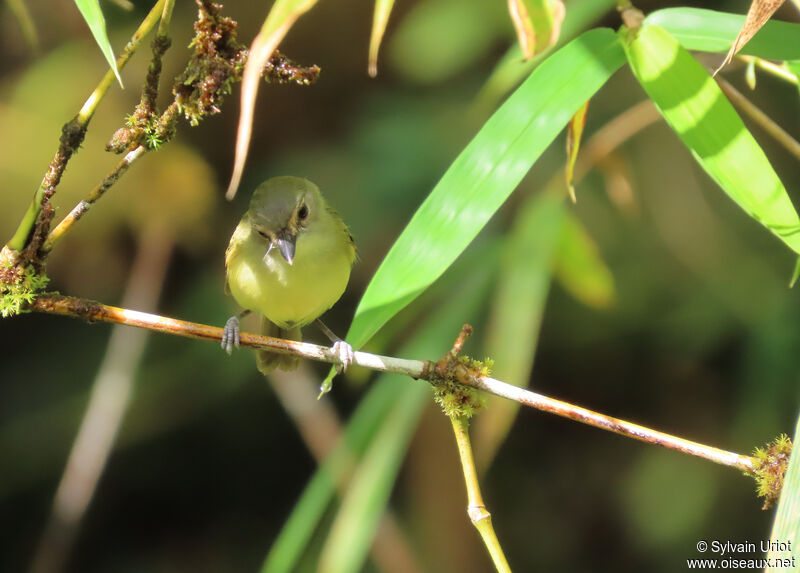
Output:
[{"xmin": 247, "ymin": 176, "xmax": 323, "ymax": 264}]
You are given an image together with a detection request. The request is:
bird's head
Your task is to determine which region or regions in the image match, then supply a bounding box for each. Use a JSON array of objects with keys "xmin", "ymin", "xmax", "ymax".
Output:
[{"xmin": 247, "ymin": 176, "xmax": 322, "ymax": 265}]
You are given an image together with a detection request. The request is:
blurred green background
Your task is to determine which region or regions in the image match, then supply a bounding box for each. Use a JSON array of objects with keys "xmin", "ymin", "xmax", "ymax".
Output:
[{"xmin": 1, "ymin": 0, "xmax": 799, "ymax": 571}]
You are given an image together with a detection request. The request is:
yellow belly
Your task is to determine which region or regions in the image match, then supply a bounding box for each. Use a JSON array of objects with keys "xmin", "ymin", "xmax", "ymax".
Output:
[{"xmin": 226, "ymin": 223, "xmax": 353, "ymax": 328}]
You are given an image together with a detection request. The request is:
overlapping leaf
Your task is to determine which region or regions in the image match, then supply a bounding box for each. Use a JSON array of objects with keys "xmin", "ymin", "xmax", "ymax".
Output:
[
  {"xmin": 645, "ymin": 8, "xmax": 800, "ymax": 60},
  {"xmin": 622, "ymin": 23, "xmax": 800, "ymax": 255}
]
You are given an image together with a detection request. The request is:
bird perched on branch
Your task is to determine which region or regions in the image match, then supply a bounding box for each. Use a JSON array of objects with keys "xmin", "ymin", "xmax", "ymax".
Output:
[{"xmin": 222, "ymin": 176, "xmax": 356, "ymax": 374}]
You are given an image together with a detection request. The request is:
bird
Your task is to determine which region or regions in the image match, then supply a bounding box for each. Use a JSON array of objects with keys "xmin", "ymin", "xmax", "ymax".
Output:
[{"xmin": 221, "ymin": 176, "xmax": 356, "ymax": 374}]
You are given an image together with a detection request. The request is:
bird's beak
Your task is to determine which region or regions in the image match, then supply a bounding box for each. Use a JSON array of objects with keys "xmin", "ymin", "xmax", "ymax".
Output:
[{"xmin": 275, "ymin": 231, "xmax": 296, "ymax": 265}]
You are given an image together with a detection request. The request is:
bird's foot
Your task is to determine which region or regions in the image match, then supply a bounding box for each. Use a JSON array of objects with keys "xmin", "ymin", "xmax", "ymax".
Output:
[
  {"xmin": 331, "ymin": 340, "xmax": 355, "ymax": 374},
  {"xmin": 221, "ymin": 316, "xmax": 241, "ymax": 355}
]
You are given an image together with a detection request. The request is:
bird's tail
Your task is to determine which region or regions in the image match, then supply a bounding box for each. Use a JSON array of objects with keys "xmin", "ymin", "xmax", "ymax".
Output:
[{"xmin": 256, "ymin": 316, "xmax": 301, "ymax": 374}]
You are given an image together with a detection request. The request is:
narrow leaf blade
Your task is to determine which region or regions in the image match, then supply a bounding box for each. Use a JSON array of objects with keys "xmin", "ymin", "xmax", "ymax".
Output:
[
  {"xmin": 74, "ymin": 0, "xmax": 122, "ymax": 86},
  {"xmin": 645, "ymin": 8, "xmax": 800, "ymax": 60},
  {"xmin": 766, "ymin": 415, "xmax": 800, "ymax": 571},
  {"xmin": 554, "ymin": 212, "xmax": 616, "ymax": 309},
  {"xmin": 345, "ymin": 28, "xmax": 626, "ymax": 353},
  {"xmin": 226, "ymin": 0, "xmax": 318, "ymax": 199},
  {"xmin": 565, "ymin": 100, "xmax": 590, "ymax": 202},
  {"xmin": 622, "ymin": 24, "xmax": 800, "ymax": 255},
  {"xmin": 474, "ymin": 192, "xmax": 564, "ymax": 469},
  {"xmin": 368, "ymin": 0, "xmax": 395, "ymax": 77}
]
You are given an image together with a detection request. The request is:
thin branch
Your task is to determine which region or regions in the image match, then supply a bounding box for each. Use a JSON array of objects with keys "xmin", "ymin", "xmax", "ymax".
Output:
[
  {"xmin": 450, "ymin": 416, "xmax": 511, "ymax": 573},
  {"xmin": 42, "ymin": 146, "xmax": 148, "ymax": 254},
  {"xmin": 717, "ymin": 76, "xmax": 800, "ymax": 162},
  {"xmin": 4, "ymin": 0, "xmax": 166, "ymax": 255},
  {"xmin": 27, "ymin": 294, "xmax": 757, "ymax": 474}
]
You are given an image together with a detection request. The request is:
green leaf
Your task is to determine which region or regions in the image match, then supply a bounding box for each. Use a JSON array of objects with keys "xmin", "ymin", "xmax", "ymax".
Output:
[
  {"xmin": 766, "ymin": 416, "xmax": 800, "ymax": 571},
  {"xmin": 474, "ymin": 192, "xmax": 564, "ymax": 469},
  {"xmin": 74, "ymin": 0, "xmax": 123, "ymax": 87},
  {"xmin": 645, "ymin": 8, "xmax": 800, "ymax": 60},
  {"xmin": 317, "ymin": 386, "xmax": 427, "ymax": 573},
  {"xmin": 345, "ymin": 28, "xmax": 626, "ymax": 353},
  {"xmin": 554, "ymin": 212, "xmax": 615, "ymax": 309},
  {"xmin": 265, "ymin": 265, "xmax": 494, "ymax": 572},
  {"xmin": 261, "ymin": 379, "xmax": 399, "ymax": 573},
  {"xmin": 621, "ymin": 24, "xmax": 800, "ymax": 255}
]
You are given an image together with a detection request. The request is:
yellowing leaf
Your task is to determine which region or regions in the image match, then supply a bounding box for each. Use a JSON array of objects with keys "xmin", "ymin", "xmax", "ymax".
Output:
[
  {"xmin": 368, "ymin": 0, "xmax": 396, "ymax": 77},
  {"xmin": 715, "ymin": 0, "xmax": 785, "ymax": 75},
  {"xmin": 565, "ymin": 99, "xmax": 589, "ymax": 202},
  {"xmin": 226, "ymin": 0, "xmax": 318, "ymax": 200},
  {"xmin": 508, "ymin": 0, "xmax": 566, "ymax": 59}
]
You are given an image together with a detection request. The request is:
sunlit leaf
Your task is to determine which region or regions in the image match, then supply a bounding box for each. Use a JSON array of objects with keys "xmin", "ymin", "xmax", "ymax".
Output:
[
  {"xmin": 565, "ymin": 100, "xmax": 589, "ymax": 202},
  {"xmin": 645, "ymin": 8, "xmax": 800, "ymax": 60},
  {"xmin": 226, "ymin": 0, "xmax": 318, "ymax": 200},
  {"xmin": 554, "ymin": 212, "xmax": 615, "ymax": 309},
  {"xmin": 74, "ymin": 0, "xmax": 122, "ymax": 86},
  {"xmin": 766, "ymin": 416, "xmax": 800, "ymax": 571},
  {"xmin": 714, "ymin": 0, "xmax": 785, "ymax": 75},
  {"xmin": 621, "ymin": 23, "xmax": 800, "ymax": 256},
  {"xmin": 344, "ymin": 28, "xmax": 626, "ymax": 356},
  {"xmin": 368, "ymin": 0, "xmax": 395, "ymax": 77},
  {"xmin": 474, "ymin": 192, "xmax": 564, "ymax": 471}
]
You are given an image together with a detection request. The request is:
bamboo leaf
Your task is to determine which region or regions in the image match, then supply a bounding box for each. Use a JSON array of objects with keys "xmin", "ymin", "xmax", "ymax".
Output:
[
  {"xmin": 766, "ymin": 415, "xmax": 800, "ymax": 572},
  {"xmin": 621, "ymin": 23, "xmax": 800, "ymax": 255},
  {"xmin": 714, "ymin": 0, "xmax": 785, "ymax": 75},
  {"xmin": 554, "ymin": 212, "xmax": 615, "ymax": 309},
  {"xmin": 508, "ymin": 0, "xmax": 564, "ymax": 60},
  {"xmin": 565, "ymin": 100, "xmax": 589, "ymax": 202},
  {"xmin": 645, "ymin": 8, "xmax": 800, "ymax": 60},
  {"xmin": 368, "ymin": 0, "xmax": 395, "ymax": 77},
  {"xmin": 226, "ymin": 0, "xmax": 318, "ymax": 200},
  {"xmin": 343, "ymin": 28, "xmax": 626, "ymax": 357},
  {"xmin": 474, "ymin": 192, "xmax": 564, "ymax": 470},
  {"xmin": 74, "ymin": 0, "xmax": 122, "ymax": 86}
]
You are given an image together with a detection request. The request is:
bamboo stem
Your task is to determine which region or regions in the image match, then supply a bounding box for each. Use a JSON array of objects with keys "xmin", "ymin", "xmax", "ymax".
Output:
[{"xmin": 450, "ymin": 416, "xmax": 511, "ymax": 573}]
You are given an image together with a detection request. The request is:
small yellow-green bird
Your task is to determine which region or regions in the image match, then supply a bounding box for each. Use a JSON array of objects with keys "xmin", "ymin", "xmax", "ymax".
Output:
[{"xmin": 222, "ymin": 176, "xmax": 356, "ymax": 374}]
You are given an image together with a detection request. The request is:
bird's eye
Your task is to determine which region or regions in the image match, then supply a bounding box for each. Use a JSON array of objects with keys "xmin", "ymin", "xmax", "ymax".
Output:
[
  {"xmin": 257, "ymin": 229, "xmax": 269, "ymax": 239},
  {"xmin": 298, "ymin": 204, "xmax": 309, "ymax": 220}
]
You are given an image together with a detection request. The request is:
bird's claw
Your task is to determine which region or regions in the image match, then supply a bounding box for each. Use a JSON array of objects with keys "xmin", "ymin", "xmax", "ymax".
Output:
[
  {"xmin": 221, "ymin": 316, "xmax": 241, "ymax": 355},
  {"xmin": 332, "ymin": 340, "xmax": 354, "ymax": 374}
]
